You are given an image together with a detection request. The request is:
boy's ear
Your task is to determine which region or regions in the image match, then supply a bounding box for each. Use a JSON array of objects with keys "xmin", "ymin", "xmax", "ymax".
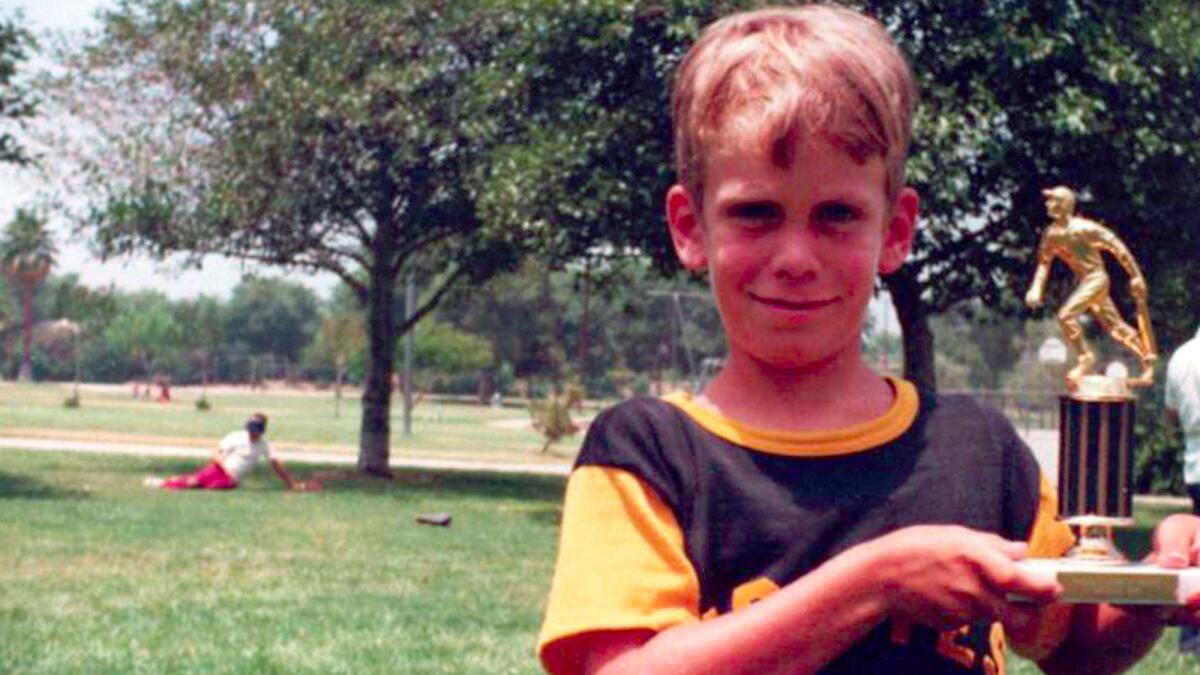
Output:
[
  {"xmin": 878, "ymin": 187, "xmax": 919, "ymax": 275},
  {"xmin": 665, "ymin": 184, "xmax": 707, "ymax": 271}
]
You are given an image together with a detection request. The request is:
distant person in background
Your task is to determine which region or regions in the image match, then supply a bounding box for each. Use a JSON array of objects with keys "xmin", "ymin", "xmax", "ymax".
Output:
[
  {"xmin": 1168, "ymin": 324, "xmax": 1200, "ymax": 655},
  {"xmin": 144, "ymin": 413, "xmax": 321, "ymax": 491}
]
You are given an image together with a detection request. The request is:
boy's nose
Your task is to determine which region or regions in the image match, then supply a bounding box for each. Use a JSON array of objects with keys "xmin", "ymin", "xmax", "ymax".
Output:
[{"xmin": 769, "ymin": 226, "xmax": 820, "ymax": 281}]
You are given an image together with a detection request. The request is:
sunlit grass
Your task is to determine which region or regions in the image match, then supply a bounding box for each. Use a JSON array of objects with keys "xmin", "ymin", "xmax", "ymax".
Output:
[
  {"xmin": 0, "ymin": 449, "xmax": 562, "ymax": 674},
  {"xmin": 0, "ymin": 381, "xmax": 590, "ymax": 463}
]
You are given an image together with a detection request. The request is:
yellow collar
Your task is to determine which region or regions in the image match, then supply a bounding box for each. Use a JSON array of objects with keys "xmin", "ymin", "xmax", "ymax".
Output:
[{"xmin": 661, "ymin": 377, "xmax": 919, "ymax": 457}]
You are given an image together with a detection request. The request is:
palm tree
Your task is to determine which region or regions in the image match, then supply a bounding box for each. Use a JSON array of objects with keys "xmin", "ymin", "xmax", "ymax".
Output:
[{"xmin": 0, "ymin": 209, "xmax": 57, "ymax": 381}]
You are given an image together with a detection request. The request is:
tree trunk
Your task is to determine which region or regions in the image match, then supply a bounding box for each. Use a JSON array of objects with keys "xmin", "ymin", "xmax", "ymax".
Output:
[
  {"xmin": 578, "ymin": 263, "xmax": 590, "ymax": 379},
  {"xmin": 358, "ymin": 259, "xmax": 397, "ymax": 478},
  {"xmin": 884, "ymin": 267, "xmax": 937, "ymax": 393},
  {"xmin": 18, "ymin": 283, "xmax": 34, "ymax": 381}
]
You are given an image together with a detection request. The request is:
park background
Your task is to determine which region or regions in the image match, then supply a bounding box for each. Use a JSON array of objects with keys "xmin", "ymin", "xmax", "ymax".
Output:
[{"xmin": 2, "ymin": 0, "xmax": 1200, "ymax": 673}]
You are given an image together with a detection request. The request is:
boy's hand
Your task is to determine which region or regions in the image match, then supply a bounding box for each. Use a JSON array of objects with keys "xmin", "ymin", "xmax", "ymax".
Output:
[{"xmin": 867, "ymin": 525, "xmax": 1061, "ymax": 631}]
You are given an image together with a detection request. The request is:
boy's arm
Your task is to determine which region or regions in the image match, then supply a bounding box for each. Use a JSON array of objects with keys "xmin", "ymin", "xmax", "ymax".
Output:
[
  {"xmin": 543, "ymin": 408, "xmax": 1060, "ymax": 675},
  {"xmin": 576, "ymin": 526, "xmax": 1058, "ymax": 675}
]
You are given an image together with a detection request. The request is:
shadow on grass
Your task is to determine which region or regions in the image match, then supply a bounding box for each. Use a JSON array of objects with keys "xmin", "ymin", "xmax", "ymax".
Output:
[
  {"xmin": 309, "ymin": 467, "xmax": 566, "ymax": 505},
  {"xmin": 0, "ymin": 470, "xmax": 90, "ymax": 500}
]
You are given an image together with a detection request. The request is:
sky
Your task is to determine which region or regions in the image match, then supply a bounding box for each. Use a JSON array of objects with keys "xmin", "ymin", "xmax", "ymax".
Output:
[{"xmin": 0, "ymin": 0, "xmax": 338, "ymax": 301}]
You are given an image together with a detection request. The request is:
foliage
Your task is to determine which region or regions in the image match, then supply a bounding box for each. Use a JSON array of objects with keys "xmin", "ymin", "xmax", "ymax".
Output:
[
  {"xmin": 529, "ymin": 384, "xmax": 584, "ymax": 454},
  {"xmin": 0, "ymin": 208, "xmax": 56, "ymax": 283},
  {"xmin": 931, "ymin": 305, "xmax": 1026, "ymax": 391},
  {"xmin": 304, "ymin": 311, "xmax": 367, "ymax": 381},
  {"xmin": 866, "ymin": 0, "xmax": 1200, "ymax": 386},
  {"xmin": 47, "ymin": 0, "xmax": 536, "ymax": 474},
  {"xmin": 99, "ymin": 291, "xmax": 182, "ymax": 378},
  {"xmin": 0, "ymin": 11, "xmax": 36, "ymax": 166},
  {"xmin": 1, "ymin": 208, "xmax": 56, "ymax": 380},
  {"xmin": 410, "ymin": 318, "xmax": 493, "ymax": 387},
  {"xmin": 223, "ymin": 277, "xmax": 319, "ymax": 364},
  {"xmin": 489, "ymin": 0, "xmax": 1200, "ymax": 391},
  {"xmin": 439, "ymin": 258, "xmax": 724, "ymax": 396}
]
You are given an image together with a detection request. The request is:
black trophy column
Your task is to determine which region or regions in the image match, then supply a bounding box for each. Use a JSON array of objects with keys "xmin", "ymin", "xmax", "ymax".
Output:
[{"xmin": 1058, "ymin": 396, "xmax": 1135, "ymax": 519}]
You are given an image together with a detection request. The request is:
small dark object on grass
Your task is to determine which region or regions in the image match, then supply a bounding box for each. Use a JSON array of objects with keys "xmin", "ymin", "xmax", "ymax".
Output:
[
  {"xmin": 195, "ymin": 397, "xmax": 212, "ymax": 411},
  {"xmin": 63, "ymin": 393, "xmax": 80, "ymax": 408},
  {"xmin": 416, "ymin": 513, "xmax": 452, "ymax": 527}
]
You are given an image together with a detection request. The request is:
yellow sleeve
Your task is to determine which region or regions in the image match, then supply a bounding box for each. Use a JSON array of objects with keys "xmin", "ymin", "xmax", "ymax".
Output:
[
  {"xmin": 1009, "ymin": 473, "xmax": 1076, "ymax": 661},
  {"xmin": 538, "ymin": 465, "xmax": 700, "ymax": 674}
]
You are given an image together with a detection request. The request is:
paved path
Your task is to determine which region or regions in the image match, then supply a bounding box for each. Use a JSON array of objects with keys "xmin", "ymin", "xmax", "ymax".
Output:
[
  {"xmin": 0, "ymin": 436, "xmax": 572, "ymax": 477},
  {"xmin": 0, "ymin": 430, "xmax": 1188, "ymax": 507}
]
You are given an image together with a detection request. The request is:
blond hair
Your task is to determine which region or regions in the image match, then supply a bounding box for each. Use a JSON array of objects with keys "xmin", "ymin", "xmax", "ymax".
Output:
[{"xmin": 671, "ymin": 4, "xmax": 916, "ymax": 205}]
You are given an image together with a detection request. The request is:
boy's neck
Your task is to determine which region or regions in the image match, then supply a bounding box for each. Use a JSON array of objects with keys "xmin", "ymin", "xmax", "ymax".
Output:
[{"xmin": 698, "ymin": 351, "xmax": 895, "ymax": 432}]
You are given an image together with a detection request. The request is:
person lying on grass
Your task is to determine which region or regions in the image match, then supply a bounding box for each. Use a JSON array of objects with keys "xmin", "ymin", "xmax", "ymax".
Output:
[{"xmin": 144, "ymin": 413, "xmax": 321, "ymax": 492}]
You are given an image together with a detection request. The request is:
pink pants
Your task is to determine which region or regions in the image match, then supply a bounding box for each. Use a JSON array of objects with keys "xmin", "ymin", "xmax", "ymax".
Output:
[{"xmin": 162, "ymin": 461, "xmax": 237, "ymax": 490}]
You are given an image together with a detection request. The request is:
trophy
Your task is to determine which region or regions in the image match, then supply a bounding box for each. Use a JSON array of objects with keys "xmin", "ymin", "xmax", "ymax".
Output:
[{"xmin": 1019, "ymin": 186, "xmax": 1200, "ymax": 604}]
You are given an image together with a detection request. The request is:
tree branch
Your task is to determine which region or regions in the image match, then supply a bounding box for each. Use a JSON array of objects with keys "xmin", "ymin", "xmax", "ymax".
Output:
[{"xmin": 395, "ymin": 265, "xmax": 466, "ymax": 335}]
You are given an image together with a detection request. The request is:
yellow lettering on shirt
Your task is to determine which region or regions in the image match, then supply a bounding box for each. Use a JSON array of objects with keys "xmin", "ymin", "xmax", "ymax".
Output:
[
  {"xmin": 936, "ymin": 625, "xmax": 978, "ymax": 669},
  {"xmin": 730, "ymin": 577, "xmax": 781, "ymax": 611}
]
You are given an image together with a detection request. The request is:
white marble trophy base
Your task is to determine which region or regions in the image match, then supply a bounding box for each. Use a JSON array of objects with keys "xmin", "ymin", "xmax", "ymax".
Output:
[{"xmin": 1014, "ymin": 558, "xmax": 1200, "ymax": 605}]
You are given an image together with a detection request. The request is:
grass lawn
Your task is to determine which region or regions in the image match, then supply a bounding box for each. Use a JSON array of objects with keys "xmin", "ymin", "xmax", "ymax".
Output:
[
  {"xmin": 1, "ymin": 449, "xmax": 563, "ymax": 674},
  {"xmin": 0, "ymin": 381, "xmax": 584, "ymax": 464},
  {"xmin": 5, "ymin": 382, "xmax": 1200, "ymax": 674}
]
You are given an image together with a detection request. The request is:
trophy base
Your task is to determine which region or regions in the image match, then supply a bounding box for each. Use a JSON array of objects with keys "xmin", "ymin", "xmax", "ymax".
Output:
[
  {"xmin": 1062, "ymin": 515, "xmax": 1136, "ymax": 564},
  {"xmin": 1014, "ymin": 559, "xmax": 1200, "ymax": 605}
]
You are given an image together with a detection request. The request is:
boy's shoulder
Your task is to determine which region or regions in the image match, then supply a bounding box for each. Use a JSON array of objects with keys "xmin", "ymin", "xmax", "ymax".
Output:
[{"xmin": 579, "ymin": 394, "xmax": 693, "ymax": 463}]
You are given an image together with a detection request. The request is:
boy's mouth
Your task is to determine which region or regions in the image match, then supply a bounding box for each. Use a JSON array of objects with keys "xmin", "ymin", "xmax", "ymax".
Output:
[{"xmin": 750, "ymin": 293, "xmax": 838, "ymax": 311}]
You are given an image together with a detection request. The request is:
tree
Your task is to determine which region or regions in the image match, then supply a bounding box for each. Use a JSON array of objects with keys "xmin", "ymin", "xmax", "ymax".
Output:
[
  {"xmin": 305, "ymin": 311, "xmax": 366, "ymax": 417},
  {"xmin": 492, "ymin": 0, "xmax": 1200, "ymax": 392},
  {"xmin": 101, "ymin": 291, "xmax": 182, "ymax": 384},
  {"xmin": 223, "ymin": 277, "xmax": 319, "ymax": 367},
  {"xmin": 50, "ymin": 1, "xmax": 527, "ymax": 475},
  {"xmin": 0, "ymin": 209, "xmax": 56, "ymax": 381},
  {"xmin": 174, "ymin": 295, "xmax": 224, "ymax": 396},
  {"xmin": 0, "ymin": 289, "xmax": 12, "ymax": 379},
  {"xmin": 0, "ymin": 11, "xmax": 36, "ymax": 167},
  {"xmin": 409, "ymin": 318, "xmax": 493, "ymax": 391}
]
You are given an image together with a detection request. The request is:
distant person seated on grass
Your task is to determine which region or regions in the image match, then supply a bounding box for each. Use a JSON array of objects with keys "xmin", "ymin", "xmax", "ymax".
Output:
[{"xmin": 143, "ymin": 413, "xmax": 321, "ymax": 491}]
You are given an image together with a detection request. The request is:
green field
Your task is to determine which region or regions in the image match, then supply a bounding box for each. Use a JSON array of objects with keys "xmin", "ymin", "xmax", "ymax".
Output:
[
  {"xmin": 1, "ymin": 449, "xmax": 562, "ymax": 674},
  {"xmin": 4, "ymin": 383, "xmax": 1200, "ymax": 673},
  {"xmin": 0, "ymin": 381, "xmax": 585, "ymax": 464}
]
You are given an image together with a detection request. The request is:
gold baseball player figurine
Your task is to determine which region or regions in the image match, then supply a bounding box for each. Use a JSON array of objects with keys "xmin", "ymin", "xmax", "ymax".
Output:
[{"xmin": 1025, "ymin": 185, "xmax": 1157, "ymax": 391}]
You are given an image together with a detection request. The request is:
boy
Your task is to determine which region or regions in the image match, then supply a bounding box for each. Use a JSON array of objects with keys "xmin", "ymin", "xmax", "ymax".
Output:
[
  {"xmin": 145, "ymin": 413, "xmax": 321, "ymax": 491},
  {"xmin": 538, "ymin": 6, "xmax": 1200, "ymax": 674}
]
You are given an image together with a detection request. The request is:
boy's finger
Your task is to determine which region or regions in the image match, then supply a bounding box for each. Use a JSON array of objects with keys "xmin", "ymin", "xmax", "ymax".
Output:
[{"xmin": 976, "ymin": 546, "xmax": 1060, "ymax": 602}]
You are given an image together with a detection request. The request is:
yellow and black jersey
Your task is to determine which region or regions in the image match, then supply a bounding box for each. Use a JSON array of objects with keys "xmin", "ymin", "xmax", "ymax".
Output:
[{"xmin": 539, "ymin": 378, "xmax": 1075, "ymax": 675}]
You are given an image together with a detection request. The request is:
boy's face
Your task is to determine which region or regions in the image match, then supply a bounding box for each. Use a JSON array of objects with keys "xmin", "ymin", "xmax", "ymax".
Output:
[{"xmin": 666, "ymin": 138, "xmax": 917, "ymax": 372}]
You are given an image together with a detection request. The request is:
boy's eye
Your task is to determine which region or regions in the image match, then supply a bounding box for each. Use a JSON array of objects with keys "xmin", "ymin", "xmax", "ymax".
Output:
[
  {"xmin": 727, "ymin": 201, "xmax": 782, "ymax": 222},
  {"xmin": 814, "ymin": 202, "xmax": 863, "ymax": 225}
]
